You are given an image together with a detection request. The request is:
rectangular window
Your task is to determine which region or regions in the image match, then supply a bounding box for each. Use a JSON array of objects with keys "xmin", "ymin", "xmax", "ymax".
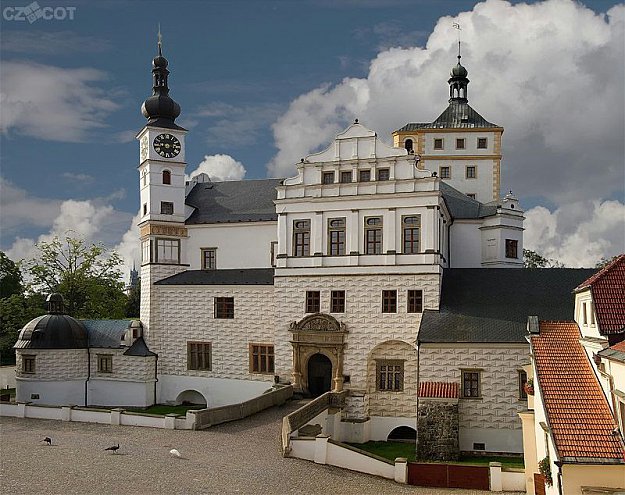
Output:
[
  {"xmin": 270, "ymin": 241, "xmax": 278, "ymax": 267},
  {"xmin": 377, "ymin": 168, "xmax": 390, "ymax": 181},
  {"xmin": 582, "ymin": 302, "xmax": 588, "ymax": 325},
  {"xmin": 519, "ymin": 370, "xmax": 528, "ymax": 400},
  {"xmin": 328, "ymin": 218, "xmax": 346, "ymax": 256},
  {"xmin": 434, "ymin": 138, "xmax": 444, "ymax": 150},
  {"xmin": 382, "ymin": 290, "xmax": 397, "ymax": 313},
  {"xmin": 187, "ymin": 342, "xmax": 211, "ymax": 371},
  {"xmin": 340, "ymin": 171, "xmax": 352, "ymax": 183},
  {"xmin": 439, "ymin": 166, "xmax": 450, "ymax": 179},
  {"xmin": 201, "ymin": 248, "xmax": 216, "ymax": 270},
  {"xmin": 330, "ymin": 290, "xmax": 345, "ymax": 313},
  {"xmin": 143, "ymin": 203, "xmax": 147, "ymax": 216},
  {"xmin": 364, "ymin": 217, "xmax": 383, "ymax": 254},
  {"xmin": 250, "ymin": 344, "xmax": 275, "ymax": 374},
  {"xmin": 322, "ymin": 171, "xmax": 335, "ymax": 184},
  {"xmin": 141, "ymin": 239, "xmax": 151, "ymax": 263},
  {"xmin": 466, "ymin": 166, "xmax": 476, "ymax": 179},
  {"xmin": 97, "ymin": 355, "xmax": 113, "ymax": 373},
  {"xmin": 293, "ymin": 220, "xmax": 310, "ymax": 257},
  {"xmin": 359, "ymin": 169, "xmax": 371, "ymax": 182},
  {"xmin": 456, "ymin": 138, "xmax": 465, "ymax": 149},
  {"xmin": 407, "ymin": 289, "xmax": 423, "ymax": 313},
  {"xmin": 22, "ymin": 355, "xmax": 35, "ymax": 374},
  {"xmin": 214, "ymin": 297, "xmax": 234, "ymax": 319},
  {"xmin": 589, "ymin": 303, "xmax": 595, "ymax": 325},
  {"xmin": 155, "ymin": 238, "xmax": 179, "ymax": 264},
  {"xmin": 467, "ymin": 193, "xmax": 476, "ymax": 200},
  {"xmin": 462, "ymin": 370, "xmax": 481, "ymax": 398},
  {"xmin": 160, "ymin": 201, "xmax": 174, "ymax": 215},
  {"xmin": 306, "ymin": 290, "xmax": 320, "ymax": 313},
  {"xmin": 505, "ymin": 239, "xmax": 518, "ymax": 259},
  {"xmin": 377, "ymin": 360, "xmax": 403, "ymax": 391},
  {"xmin": 477, "ymin": 137, "xmax": 488, "ymax": 149},
  {"xmin": 402, "ymin": 215, "xmax": 420, "ymax": 254}
]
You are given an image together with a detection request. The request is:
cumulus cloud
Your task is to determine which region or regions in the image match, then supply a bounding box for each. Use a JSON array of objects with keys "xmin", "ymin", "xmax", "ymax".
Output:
[
  {"xmin": 186, "ymin": 154, "xmax": 247, "ymax": 182},
  {"xmin": 267, "ymin": 0, "xmax": 625, "ymax": 206},
  {"xmin": 524, "ymin": 200, "xmax": 625, "ymax": 267},
  {"xmin": 0, "ymin": 61, "xmax": 120, "ymax": 142},
  {"xmin": 114, "ymin": 210, "xmax": 142, "ymax": 279},
  {"xmin": 0, "ymin": 178, "xmax": 62, "ymax": 233}
]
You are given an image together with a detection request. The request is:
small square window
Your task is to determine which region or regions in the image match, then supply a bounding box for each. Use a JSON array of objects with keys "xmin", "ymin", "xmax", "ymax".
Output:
[
  {"xmin": 462, "ymin": 370, "xmax": 481, "ymax": 398},
  {"xmin": 340, "ymin": 171, "xmax": 352, "ymax": 183},
  {"xmin": 214, "ymin": 297, "xmax": 234, "ymax": 319},
  {"xmin": 506, "ymin": 239, "xmax": 518, "ymax": 259},
  {"xmin": 202, "ymin": 248, "xmax": 216, "ymax": 270},
  {"xmin": 359, "ymin": 170, "xmax": 371, "ymax": 182},
  {"xmin": 322, "ymin": 171, "xmax": 335, "ymax": 184},
  {"xmin": 306, "ymin": 291, "xmax": 320, "ymax": 313},
  {"xmin": 439, "ymin": 166, "xmax": 451, "ymax": 179},
  {"xmin": 434, "ymin": 138, "xmax": 444, "ymax": 150},
  {"xmin": 97, "ymin": 355, "xmax": 113, "ymax": 373},
  {"xmin": 477, "ymin": 137, "xmax": 488, "ymax": 149},
  {"xmin": 377, "ymin": 169, "xmax": 390, "ymax": 181},
  {"xmin": 160, "ymin": 201, "xmax": 174, "ymax": 215},
  {"xmin": 456, "ymin": 138, "xmax": 465, "ymax": 149},
  {"xmin": 331, "ymin": 290, "xmax": 345, "ymax": 313},
  {"xmin": 407, "ymin": 289, "xmax": 423, "ymax": 313},
  {"xmin": 188, "ymin": 342, "xmax": 211, "ymax": 371},
  {"xmin": 382, "ymin": 290, "xmax": 397, "ymax": 313},
  {"xmin": 466, "ymin": 166, "xmax": 476, "ymax": 179},
  {"xmin": 22, "ymin": 355, "xmax": 35, "ymax": 374}
]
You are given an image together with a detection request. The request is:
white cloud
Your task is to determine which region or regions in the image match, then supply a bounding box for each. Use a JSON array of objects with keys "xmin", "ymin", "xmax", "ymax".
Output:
[
  {"xmin": 524, "ymin": 200, "xmax": 625, "ymax": 267},
  {"xmin": 267, "ymin": 0, "xmax": 625, "ymax": 206},
  {"xmin": 114, "ymin": 210, "xmax": 142, "ymax": 280},
  {"xmin": 62, "ymin": 172, "xmax": 95, "ymax": 184},
  {"xmin": 0, "ymin": 61, "xmax": 120, "ymax": 142},
  {"xmin": 1, "ymin": 31, "xmax": 111, "ymax": 54},
  {"xmin": 0, "ymin": 177, "xmax": 61, "ymax": 232},
  {"xmin": 186, "ymin": 154, "xmax": 247, "ymax": 182}
]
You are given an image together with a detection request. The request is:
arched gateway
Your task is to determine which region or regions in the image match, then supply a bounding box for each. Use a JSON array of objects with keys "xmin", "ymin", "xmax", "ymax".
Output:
[{"xmin": 289, "ymin": 313, "xmax": 348, "ymax": 395}]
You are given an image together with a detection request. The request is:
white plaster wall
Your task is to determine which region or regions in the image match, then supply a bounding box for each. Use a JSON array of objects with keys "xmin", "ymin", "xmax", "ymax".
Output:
[
  {"xmin": 427, "ymin": 158, "xmax": 495, "ymax": 203},
  {"xmin": 575, "ymin": 290, "xmax": 602, "ymax": 339},
  {"xmin": 449, "ymin": 221, "xmax": 482, "ymax": 268},
  {"xmin": 501, "ymin": 470, "xmax": 526, "ymax": 491},
  {"xmin": 89, "ymin": 348, "xmax": 155, "ymax": 381},
  {"xmin": 419, "ymin": 344, "xmax": 529, "ymax": 453},
  {"xmin": 88, "ymin": 379, "xmax": 154, "ymax": 407},
  {"xmin": 326, "ymin": 441, "xmax": 395, "ymax": 479},
  {"xmin": 369, "ymin": 416, "xmax": 417, "ymax": 442},
  {"xmin": 16, "ymin": 378, "xmax": 86, "ymax": 406},
  {"xmin": 16, "ymin": 349, "xmax": 88, "ymax": 381},
  {"xmin": 157, "ymin": 375, "xmax": 273, "ymax": 407},
  {"xmin": 290, "ymin": 439, "xmax": 316, "ymax": 461},
  {"xmin": 185, "ymin": 222, "xmax": 277, "ymax": 269}
]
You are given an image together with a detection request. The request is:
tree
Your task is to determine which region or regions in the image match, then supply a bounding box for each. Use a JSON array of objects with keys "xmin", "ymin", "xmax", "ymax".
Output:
[
  {"xmin": 523, "ymin": 249, "xmax": 564, "ymax": 268},
  {"xmin": 0, "ymin": 252, "xmax": 22, "ymax": 298},
  {"xmin": 26, "ymin": 236, "xmax": 127, "ymax": 319},
  {"xmin": 0, "ymin": 292, "xmax": 45, "ymax": 365},
  {"xmin": 595, "ymin": 255, "xmax": 620, "ymax": 269},
  {"xmin": 125, "ymin": 280, "xmax": 141, "ymax": 318}
]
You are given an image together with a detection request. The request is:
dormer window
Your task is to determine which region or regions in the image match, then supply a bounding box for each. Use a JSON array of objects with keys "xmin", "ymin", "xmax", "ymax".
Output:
[{"xmin": 162, "ymin": 170, "xmax": 171, "ymax": 185}]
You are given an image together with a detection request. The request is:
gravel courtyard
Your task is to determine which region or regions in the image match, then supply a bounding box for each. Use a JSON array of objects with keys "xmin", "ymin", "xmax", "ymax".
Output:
[{"xmin": 0, "ymin": 400, "xmax": 512, "ymax": 495}]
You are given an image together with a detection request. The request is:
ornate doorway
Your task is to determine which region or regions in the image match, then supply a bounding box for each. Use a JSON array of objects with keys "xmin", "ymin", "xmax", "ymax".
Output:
[
  {"xmin": 307, "ymin": 353, "xmax": 332, "ymax": 397},
  {"xmin": 289, "ymin": 313, "xmax": 348, "ymax": 394}
]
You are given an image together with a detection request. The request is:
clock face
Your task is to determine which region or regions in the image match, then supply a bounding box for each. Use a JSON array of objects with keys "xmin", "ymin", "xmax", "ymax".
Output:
[{"xmin": 153, "ymin": 133, "xmax": 181, "ymax": 158}]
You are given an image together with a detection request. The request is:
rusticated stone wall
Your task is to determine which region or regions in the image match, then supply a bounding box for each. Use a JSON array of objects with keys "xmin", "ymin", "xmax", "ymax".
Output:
[{"xmin": 416, "ymin": 400, "xmax": 459, "ymax": 461}]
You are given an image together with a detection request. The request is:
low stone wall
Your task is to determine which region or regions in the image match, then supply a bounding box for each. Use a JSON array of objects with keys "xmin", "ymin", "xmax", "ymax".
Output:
[
  {"xmin": 0, "ymin": 402, "xmax": 194, "ymax": 430},
  {"xmin": 416, "ymin": 399, "xmax": 459, "ymax": 461},
  {"xmin": 192, "ymin": 384, "xmax": 293, "ymax": 430}
]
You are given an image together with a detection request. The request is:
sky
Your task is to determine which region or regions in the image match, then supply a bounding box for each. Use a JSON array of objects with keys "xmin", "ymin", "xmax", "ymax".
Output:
[{"xmin": 1, "ymin": 0, "xmax": 624, "ymax": 277}]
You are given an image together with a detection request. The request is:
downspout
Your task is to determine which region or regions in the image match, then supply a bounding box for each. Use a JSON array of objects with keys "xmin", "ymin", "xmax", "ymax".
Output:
[
  {"xmin": 85, "ymin": 346, "xmax": 90, "ymax": 407},
  {"xmin": 446, "ymin": 218, "xmax": 453, "ymax": 267},
  {"xmin": 415, "ymin": 341, "xmax": 421, "ymax": 459},
  {"xmin": 153, "ymin": 353, "xmax": 158, "ymax": 406},
  {"xmin": 554, "ymin": 461, "xmax": 563, "ymax": 495}
]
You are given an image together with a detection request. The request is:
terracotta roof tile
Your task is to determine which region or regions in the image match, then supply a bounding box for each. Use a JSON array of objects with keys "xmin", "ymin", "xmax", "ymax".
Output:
[
  {"xmin": 532, "ymin": 321, "xmax": 625, "ymax": 462},
  {"xmin": 419, "ymin": 381, "xmax": 459, "ymax": 399},
  {"xmin": 575, "ymin": 254, "xmax": 625, "ymax": 335}
]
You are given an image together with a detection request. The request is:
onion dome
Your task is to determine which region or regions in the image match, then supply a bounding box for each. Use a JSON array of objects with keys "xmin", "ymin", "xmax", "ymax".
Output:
[
  {"xmin": 448, "ymin": 54, "xmax": 470, "ymax": 103},
  {"xmin": 14, "ymin": 293, "xmax": 88, "ymax": 350},
  {"xmin": 450, "ymin": 58, "xmax": 468, "ymax": 78},
  {"xmin": 140, "ymin": 29, "xmax": 184, "ymax": 130}
]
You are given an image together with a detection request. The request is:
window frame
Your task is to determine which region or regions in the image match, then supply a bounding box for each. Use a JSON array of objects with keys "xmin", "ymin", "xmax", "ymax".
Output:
[
  {"xmin": 330, "ymin": 290, "xmax": 346, "ymax": 313},
  {"xmin": 364, "ymin": 216, "xmax": 383, "ymax": 255},
  {"xmin": 505, "ymin": 239, "xmax": 518, "ymax": 259},
  {"xmin": 97, "ymin": 354, "xmax": 113, "ymax": 373},
  {"xmin": 466, "ymin": 193, "xmax": 476, "ymax": 200},
  {"xmin": 187, "ymin": 341, "xmax": 212, "ymax": 371},
  {"xmin": 322, "ymin": 171, "xmax": 335, "ymax": 184},
  {"xmin": 439, "ymin": 166, "xmax": 451, "ymax": 179},
  {"xmin": 155, "ymin": 237, "xmax": 180, "ymax": 264},
  {"xmin": 518, "ymin": 370, "xmax": 528, "ymax": 400},
  {"xmin": 214, "ymin": 297, "xmax": 234, "ymax": 319},
  {"xmin": 407, "ymin": 289, "xmax": 423, "ymax": 313},
  {"xmin": 305, "ymin": 290, "xmax": 321, "ymax": 313},
  {"xmin": 461, "ymin": 370, "xmax": 481, "ymax": 398},
  {"xmin": 201, "ymin": 248, "xmax": 217, "ymax": 270},
  {"xmin": 249, "ymin": 344, "xmax": 275, "ymax": 374},
  {"xmin": 162, "ymin": 169, "xmax": 171, "ymax": 185},
  {"xmin": 160, "ymin": 201, "xmax": 174, "ymax": 215},
  {"xmin": 382, "ymin": 290, "xmax": 397, "ymax": 313},
  {"xmin": 328, "ymin": 217, "xmax": 346, "ymax": 256},
  {"xmin": 270, "ymin": 241, "xmax": 278, "ymax": 267},
  {"xmin": 359, "ymin": 169, "xmax": 371, "ymax": 182},
  {"xmin": 292, "ymin": 219, "xmax": 311, "ymax": 257},
  {"xmin": 456, "ymin": 138, "xmax": 465, "ymax": 150},
  {"xmin": 433, "ymin": 138, "xmax": 444, "ymax": 150},
  {"xmin": 466, "ymin": 165, "xmax": 477, "ymax": 179},
  {"xmin": 402, "ymin": 215, "xmax": 421, "ymax": 254},
  {"xmin": 377, "ymin": 168, "xmax": 390, "ymax": 181},
  {"xmin": 404, "ymin": 138, "xmax": 414, "ymax": 153},
  {"xmin": 376, "ymin": 359, "xmax": 404, "ymax": 392},
  {"xmin": 22, "ymin": 355, "xmax": 35, "ymax": 374},
  {"xmin": 340, "ymin": 171, "xmax": 352, "ymax": 183},
  {"xmin": 477, "ymin": 137, "xmax": 488, "ymax": 149}
]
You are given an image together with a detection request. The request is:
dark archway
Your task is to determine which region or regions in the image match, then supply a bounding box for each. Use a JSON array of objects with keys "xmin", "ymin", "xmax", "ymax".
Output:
[
  {"xmin": 388, "ymin": 426, "xmax": 417, "ymax": 442},
  {"xmin": 307, "ymin": 353, "xmax": 332, "ymax": 397}
]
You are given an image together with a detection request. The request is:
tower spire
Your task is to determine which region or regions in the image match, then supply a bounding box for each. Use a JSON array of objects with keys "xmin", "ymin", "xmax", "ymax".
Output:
[
  {"xmin": 448, "ymin": 43, "xmax": 469, "ymax": 103},
  {"xmin": 157, "ymin": 23, "xmax": 162, "ymax": 57}
]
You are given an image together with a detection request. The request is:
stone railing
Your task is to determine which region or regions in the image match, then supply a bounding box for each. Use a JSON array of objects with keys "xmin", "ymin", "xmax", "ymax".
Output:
[
  {"xmin": 281, "ymin": 390, "xmax": 347, "ymax": 455},
  {"xmin": 192, "ymin": 384, "xmax": 293, "ymax": 430}
]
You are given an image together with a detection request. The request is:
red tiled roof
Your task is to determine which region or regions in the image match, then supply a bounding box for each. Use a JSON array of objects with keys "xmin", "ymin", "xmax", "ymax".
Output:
[
  {"xmin": 532, "ymin": 321, "xmax": 625, "ymax": 462},
  {"xmin": 419, "ymin": 382, "xmax": 459, "ymax": 398},
  {"xmin": 575, "ymin": 254, "xmax": 625, "ymax": 335}
]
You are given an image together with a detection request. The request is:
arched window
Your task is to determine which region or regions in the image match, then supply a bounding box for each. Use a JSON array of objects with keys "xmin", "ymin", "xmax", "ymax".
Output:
[
  {"xmin": 404, "ymin": 139, "xmax": 413, "ymax": 153},
  {"xmin": 162, "ymin": 170, "xmax": 171, "ymax": 185}
]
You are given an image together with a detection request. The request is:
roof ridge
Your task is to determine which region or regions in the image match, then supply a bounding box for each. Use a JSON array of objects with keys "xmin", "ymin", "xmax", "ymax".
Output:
[{"xmin": 575, "ymin": 254, "xmax": 625, "ymax": 291}]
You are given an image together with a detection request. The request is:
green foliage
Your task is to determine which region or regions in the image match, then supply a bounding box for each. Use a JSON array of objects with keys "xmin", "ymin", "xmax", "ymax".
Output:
[
  {"xmin": 523, "ymin": 249, "xmax": 564, "ymax": 268},
  {"xmin": 0, "ymin": 292, "xmax": 45, "ymax": 364},
  {"xmin": 538, "ymin": 456, "xmax": 553, "ymax": 486},
  {"xmin": 125, "ymin": 280, "xmax": 140, "ymax": 318},
  {"xmin": 25, "ymin": 236, "xmax": 127, "ymax": 319},
  {"xmin": 0, "ymin": 252, "xmax": 22, "ymax": 298}
]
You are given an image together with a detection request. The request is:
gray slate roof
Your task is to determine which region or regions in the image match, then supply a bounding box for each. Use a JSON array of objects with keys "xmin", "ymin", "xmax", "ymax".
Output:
[
  {"xmin": 419, "ymin": 268, "xmax": 596, "ymax": 344},
  {"xmin": 185, "ymin": 179, "xmax": 282, "ymax": 224},
  {"xmin": 82, "ymin": 320, "xmax": 131, "ymax": 348},
  {"xmin": 155, "ymin": 268, "xmax": 275, "ymax": 286},
  {"xmin": 396, "ymin": 101, "xmax": 501, "ymax": 131},
  {"xmin": 439, "ymin": 182, "xmax": 498, "ymax": 219},
  {"xmin": 124, "ymin": 336, "xmax": 156, "ymax": 357}
]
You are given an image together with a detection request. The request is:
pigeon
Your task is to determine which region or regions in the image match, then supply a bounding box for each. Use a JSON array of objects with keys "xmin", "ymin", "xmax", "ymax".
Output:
[
  {"xmin": 169, "ymin": 448, "xmax": 182, "ymax": 458},
  {"xmin": 43, "ymin": 437, "xmax": 52, "ymax": 446},
  {"xmin": 105, "ymin": 444, "xmax": 120, "ymax": 453}
]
